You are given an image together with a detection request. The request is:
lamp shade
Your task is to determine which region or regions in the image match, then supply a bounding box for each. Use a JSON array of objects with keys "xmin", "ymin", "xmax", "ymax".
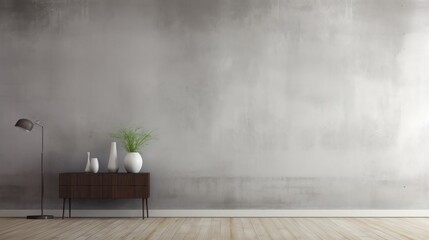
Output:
[{"xmin": 15, "ymin": 118, "xmax": 34, "ymax": 132}]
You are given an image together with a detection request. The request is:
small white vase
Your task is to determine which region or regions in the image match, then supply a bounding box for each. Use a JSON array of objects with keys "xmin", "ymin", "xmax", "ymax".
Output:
[
  {"xmin": 85, "ymin": 152, "xmax": 91, "ymax": 173},
  {"xmin": 107, "ymin": 142, "xmax": 119, "ymax": 173},
  {"xmin": 90, "ymin": 157, "xmax": 99, "ymax": 173},
  {"xmin": 124, "ymin": 152, "xmax": 142, "ymax": 173}
]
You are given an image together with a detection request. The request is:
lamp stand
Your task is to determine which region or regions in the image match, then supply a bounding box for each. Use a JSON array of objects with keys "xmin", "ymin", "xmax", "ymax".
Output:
[{"xmin": 27, "ymin": 123, "xmax": 53, "ymax": 220}]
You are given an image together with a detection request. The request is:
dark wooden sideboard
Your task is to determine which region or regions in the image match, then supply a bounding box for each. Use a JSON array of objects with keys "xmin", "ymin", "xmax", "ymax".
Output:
[{"xmin": 59, "ymin": 173, "xmax": 150, "ymax": 219}]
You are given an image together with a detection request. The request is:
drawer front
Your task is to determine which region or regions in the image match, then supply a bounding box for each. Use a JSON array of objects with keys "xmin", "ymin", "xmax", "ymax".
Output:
[
  {"xmin": 135, "ymin": 174, "xmax": 149, "ymax": 186},
  {"xmin": 70, "ymin": 186, "xmax": 102, "ymax": 198},
  {"xmin": 59, "ymin": 174, "xmax": 71, "ymax": 186},
  {"xmin": 59, "ymin": 173, "xmax": 150, "ymax": 199},
  {"xmin": 102, "ymin": 173, "xmax": 149, "ymax": 186},
  {"xmin": 73, "ymin": 174, "xmax": 102, "ymax": 186},
  {"xmin": 102, "ymin": 186, "xmax": 149, "ymax": 199},
  {"xmin": 59, "ymin": 186, "xmax": 70, "ymax": 198},
  {"xmin": 60, "ymin": 173, "xmax": 102, "ymax": 186}
]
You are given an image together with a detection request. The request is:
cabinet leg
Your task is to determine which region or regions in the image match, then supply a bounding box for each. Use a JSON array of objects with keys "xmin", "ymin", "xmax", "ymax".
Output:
[
  {"xmin": 145, "ymin": 198, "xmax": 149, "ymax": 218},
  {"xmin": 69, "ymin": 198, "xmax": 71, "ymax": 218},
  {"xmin": 141, "ymin": 198, "xmax": 145, "ymax": 219},
  {"xmin": 62, "ymin": 198, "xmax": 65, "ymax": 219}
]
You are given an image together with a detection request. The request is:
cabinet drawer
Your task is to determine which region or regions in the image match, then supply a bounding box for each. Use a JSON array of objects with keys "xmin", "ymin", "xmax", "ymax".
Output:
[
  {"xmin": 59, "ymin": 186, "xmax": 70, "ymax": 198},
  {"xmin": 74, "ymin": 174, "xmax": 102, "ymax": 186},
  {"xmin": 60, "ymin": 173, "xmax": 102, "ymax": 186},
  {"xmin": 70, "ymin": 186, "xmax": 102, "ymax": 198},
  {"xmin": 102, "ymin": 186, "xmax": 149, "ymax": 198},
  {"xmin": 102, "ymin": 173, "xmax": 149, "ymax": 186},
  {"xmin": 59, "ymin": 174, "xmax": 71, "ymax": 186},
  {"xmin": 58, "ymin": 173, "xmax": 150, "ymax": 199},
  {"xmin": 59, "ymin": 173, "xmax": 102, "ymax": 186}
]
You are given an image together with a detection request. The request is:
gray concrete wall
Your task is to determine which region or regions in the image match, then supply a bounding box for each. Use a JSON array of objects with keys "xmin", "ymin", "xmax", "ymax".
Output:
[{"xmin": 1, "ymin": 0, "xmax": 429, "ymax": 210}]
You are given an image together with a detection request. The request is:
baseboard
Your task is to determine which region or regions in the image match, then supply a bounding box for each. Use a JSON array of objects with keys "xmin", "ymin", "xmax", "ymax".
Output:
[{"xmin": 1, "ymin": 209, "xmax": 429, "ymax": 218}]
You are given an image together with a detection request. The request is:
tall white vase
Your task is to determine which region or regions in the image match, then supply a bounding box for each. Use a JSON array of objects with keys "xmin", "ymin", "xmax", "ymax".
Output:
[
  {"xmin": 124, "ymin": 152, "xmax": 142, "ymax": 173},
  {"xmin": 107, "ymin": 142, "xmax": 119, "ymax": 173},
  {"xmin": 90, "ymin": 157, "xmax": 99, "ymax": 173},
  {"xmin": 85, "ymin": 152, "xmax": 91, "ymax": 172}
]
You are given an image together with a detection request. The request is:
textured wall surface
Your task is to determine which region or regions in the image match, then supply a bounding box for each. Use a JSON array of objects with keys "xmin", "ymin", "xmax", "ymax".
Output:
[{"xmin": 1, "ymin": 0, "xmax": 429, "ymax": 210}]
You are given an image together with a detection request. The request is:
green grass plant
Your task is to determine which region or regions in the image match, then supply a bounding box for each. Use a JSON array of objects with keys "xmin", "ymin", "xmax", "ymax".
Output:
[{"xmin": 111, "ymin": 127, "xmax": 154, "ymax": 152}]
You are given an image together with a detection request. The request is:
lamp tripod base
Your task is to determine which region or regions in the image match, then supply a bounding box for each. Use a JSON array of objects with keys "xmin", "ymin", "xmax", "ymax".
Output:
[{"xmin": 27, "ymin": 215, "xmax": 54, "ymax": 219}]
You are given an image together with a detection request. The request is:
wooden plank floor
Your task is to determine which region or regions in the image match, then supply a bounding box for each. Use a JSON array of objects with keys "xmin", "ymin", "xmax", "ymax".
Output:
[{"xmin": 1, "ymin": 218, "xmax": 429, "ymax": 239}]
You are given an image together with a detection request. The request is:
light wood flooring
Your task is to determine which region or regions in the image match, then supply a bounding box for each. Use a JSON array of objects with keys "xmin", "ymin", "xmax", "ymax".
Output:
[{"xmin": 1, "ymin": 217, "xmax": 429, "ymax": 239}]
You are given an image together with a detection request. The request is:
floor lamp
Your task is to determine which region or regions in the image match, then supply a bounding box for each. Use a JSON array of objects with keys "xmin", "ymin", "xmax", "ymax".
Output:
[{"xmin": 15, "ymin": 118, "xmax": 54, "ymax": 219}]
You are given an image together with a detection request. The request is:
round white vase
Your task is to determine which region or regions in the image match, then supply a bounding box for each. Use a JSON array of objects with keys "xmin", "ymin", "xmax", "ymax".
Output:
[
  {"xmin": 124, "ymin": 152, "xmax": 142, "ymax": 173},
  {"xmin": 107, "ymin": 142, "xmax": 119, "ymax": 173},
  {"xmin": 90, "ymin": 157, "xmax": 99, "ymax": 173}
]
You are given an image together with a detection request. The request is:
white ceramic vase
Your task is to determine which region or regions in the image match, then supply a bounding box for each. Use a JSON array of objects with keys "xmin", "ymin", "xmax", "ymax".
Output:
[
  {"xmin": 90, "ymin": 157, "xmax": 99, "ymax": 173},
  {"xmin": 124, "ymin": 152, "xmax": 142, "ymax": 173},
  {"xmin": 85, "ymin": 152, "xmax": 91, "ymax": 173},
  {"xmin": 107, "ymin": 142, "xmax": 119, "ymax": 173}
]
